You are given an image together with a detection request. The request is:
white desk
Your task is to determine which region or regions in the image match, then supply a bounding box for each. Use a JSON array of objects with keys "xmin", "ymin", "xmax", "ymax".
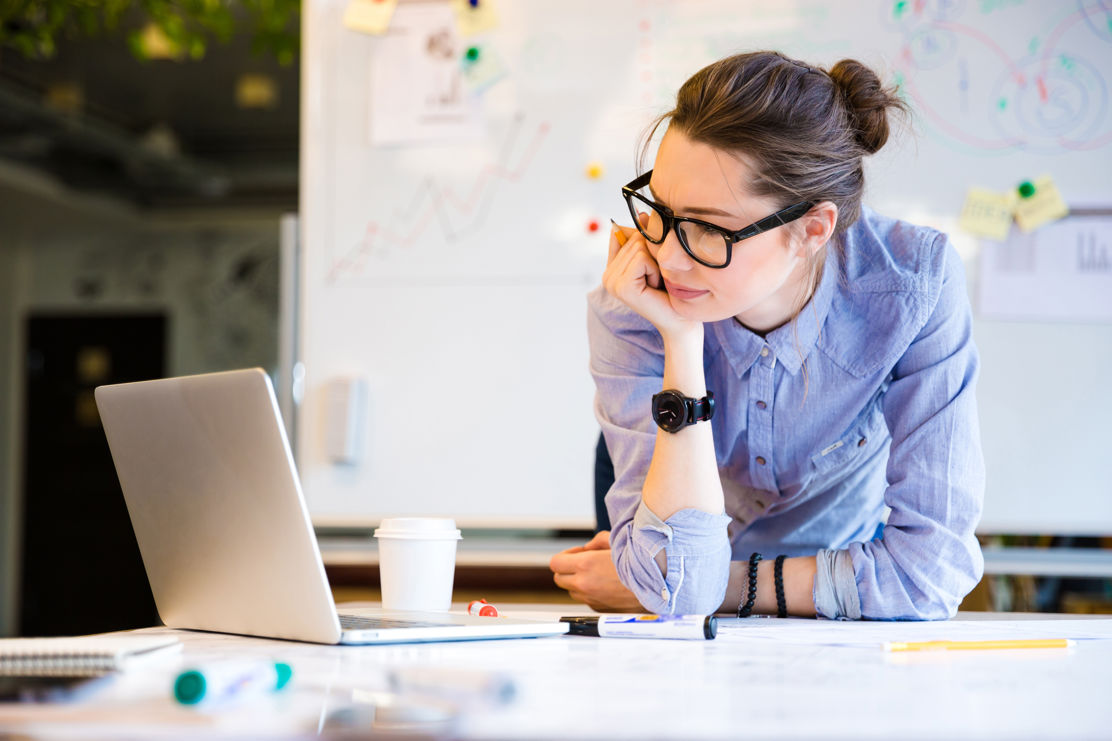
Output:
[{"xmin": 3, "ymin": 606, "xmax": 1112, "ymax": 740}]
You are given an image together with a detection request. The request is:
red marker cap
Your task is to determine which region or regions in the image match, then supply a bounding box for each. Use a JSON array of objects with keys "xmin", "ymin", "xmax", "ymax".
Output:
[{"xmin": 467, "ymin": 599, "xmax": 499, "ymax": 617}]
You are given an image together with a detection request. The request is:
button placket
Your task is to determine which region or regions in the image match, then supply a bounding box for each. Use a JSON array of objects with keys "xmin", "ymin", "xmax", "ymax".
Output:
[{"xmin": 749, "ymin": 347, "xmax": 778, "ymax": 492}]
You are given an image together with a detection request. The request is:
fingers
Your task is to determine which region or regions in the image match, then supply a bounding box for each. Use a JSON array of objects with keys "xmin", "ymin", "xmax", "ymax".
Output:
[
  {"xmin": 552, "ymin": 571, "xmax": 573, "ymax": 591},
  {"xmin": 603, "ymin": 234, "xmax": 658, "ymax": 301},
  {"xmin": 583, "ymin": 530, "xmax": 611, "ymax": 550},
  {"xmin": 549, "ymin": 550, "xmax": 581, "ymax": 574}
]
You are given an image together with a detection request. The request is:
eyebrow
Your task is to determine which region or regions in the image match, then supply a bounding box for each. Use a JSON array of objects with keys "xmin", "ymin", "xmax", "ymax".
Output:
[{"xmin": 647, "ymin": 182, "xmax": 736, "ymax": 219}]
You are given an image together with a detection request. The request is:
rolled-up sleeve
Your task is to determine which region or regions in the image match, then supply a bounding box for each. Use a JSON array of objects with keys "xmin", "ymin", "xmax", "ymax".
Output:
[
  {"xmin": 612, "ymin": 502, "xmax": 732, "ymax": 614},
  {"xmin": 842, "ymin": 238, "xmax": 985, "ymax": 620},
  {"xmin": 587, "ymin": 286, "xmax": 732, "ymax": 615}
]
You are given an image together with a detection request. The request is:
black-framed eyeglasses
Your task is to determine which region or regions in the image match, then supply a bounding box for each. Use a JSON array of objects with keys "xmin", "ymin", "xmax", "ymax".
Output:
[{"xmin": 621, "ymin": 170, "xmax": 814, "ymax": 269}]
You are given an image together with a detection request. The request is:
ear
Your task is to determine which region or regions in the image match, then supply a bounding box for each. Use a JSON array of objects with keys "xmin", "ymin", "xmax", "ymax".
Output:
[{"xmin": 794, "ymin": 201, "xmax": 838, "ymax": 256}]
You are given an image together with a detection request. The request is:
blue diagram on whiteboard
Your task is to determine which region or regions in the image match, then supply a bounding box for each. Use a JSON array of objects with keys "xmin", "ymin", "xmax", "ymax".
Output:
[{"xmin": 887, "ymin": 1, "xmax": 1111, "ymax": 153}]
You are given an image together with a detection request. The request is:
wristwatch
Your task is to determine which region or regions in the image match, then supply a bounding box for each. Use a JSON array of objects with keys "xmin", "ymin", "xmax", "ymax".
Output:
[{"xmin": 651, "ymin": 389, "xmax": 715, "ymax": 433}]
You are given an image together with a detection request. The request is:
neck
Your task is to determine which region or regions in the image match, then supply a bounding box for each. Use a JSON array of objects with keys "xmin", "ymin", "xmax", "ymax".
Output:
[{"xmin": 734, "ymin": 257, "xmax": 821, "ymax": 334}]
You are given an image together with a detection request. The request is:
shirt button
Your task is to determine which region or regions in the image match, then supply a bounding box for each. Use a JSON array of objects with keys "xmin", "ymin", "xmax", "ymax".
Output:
[
  {"xmin": 857, "ymin": 437, "xmax": 867, "ymax": 447},
  {"xmin": 756, "ymin": 456, "xmax": 767, "ymax": 465},
  {"xmin": 756, "ymin": 400, "xmax": 767, "ymax": 410},
  {"xmin": 661, "ymin": 586, "xmax": 669, "ymax": 600},
  {"xmin": 760, "ymin": 347, "xmax": 770, "ymax": 357}
]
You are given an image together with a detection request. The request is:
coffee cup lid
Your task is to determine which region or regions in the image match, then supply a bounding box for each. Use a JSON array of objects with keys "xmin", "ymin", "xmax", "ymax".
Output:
[{"xmin": 373, "ymin": 517, "xmax": 462, "ymax": 540}]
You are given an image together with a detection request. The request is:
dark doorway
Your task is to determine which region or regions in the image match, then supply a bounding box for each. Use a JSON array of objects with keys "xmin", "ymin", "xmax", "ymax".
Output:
[{"xmin": 19, "ymin": 314, "xmax": 165, "ymax": 636}]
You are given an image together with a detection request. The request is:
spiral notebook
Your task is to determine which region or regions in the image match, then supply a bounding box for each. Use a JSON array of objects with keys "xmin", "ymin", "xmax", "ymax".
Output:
[{"xmin": 0, "ymin": 634, "xmax": 181, "ymax": 677}]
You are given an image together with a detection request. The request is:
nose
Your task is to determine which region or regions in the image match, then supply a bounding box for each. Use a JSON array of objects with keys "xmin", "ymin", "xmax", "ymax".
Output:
[{"xmin": 654, "ymin": 229, "xmax": 695, "ymax": 272}]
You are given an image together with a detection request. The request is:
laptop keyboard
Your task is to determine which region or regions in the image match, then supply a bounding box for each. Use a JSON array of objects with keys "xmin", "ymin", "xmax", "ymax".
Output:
[{"xmin": 338, "ymin": 614, "xmax": 451, "ymax": 630}]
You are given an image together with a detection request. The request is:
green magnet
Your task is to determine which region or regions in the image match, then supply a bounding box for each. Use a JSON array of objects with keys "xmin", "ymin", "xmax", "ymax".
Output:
[
  {"xmin": 465, "ymin": 46, "xmax": 480, "ymax": 62},
  {"xmin": 1017, "ymin": 181, "xmax": 1036, "ymax": 199}
]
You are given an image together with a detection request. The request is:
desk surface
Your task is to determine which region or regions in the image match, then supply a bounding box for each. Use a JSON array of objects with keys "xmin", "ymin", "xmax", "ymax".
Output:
[{"xmin": 3, "ymin": 606, "xmax": 1112, "ymax": 740}]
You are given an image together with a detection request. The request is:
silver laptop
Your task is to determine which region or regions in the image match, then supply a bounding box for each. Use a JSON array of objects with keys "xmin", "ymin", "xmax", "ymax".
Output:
[{"xmin": 94, "ymin": 368, "xmax": 568, "ymax": 645}]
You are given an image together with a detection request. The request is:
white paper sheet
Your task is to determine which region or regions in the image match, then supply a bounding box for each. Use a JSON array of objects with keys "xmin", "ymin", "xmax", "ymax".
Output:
[
  {"xmin": 368, "ymin": 4, "xmax": 483, "ymax": 146},
  {"xmin": 716, "ymin": 615, "xmax": 1112, "ymax": 646},
  {"xmin": 977, "ymin": 210, "xmax": 1112, "ymax": 322}
]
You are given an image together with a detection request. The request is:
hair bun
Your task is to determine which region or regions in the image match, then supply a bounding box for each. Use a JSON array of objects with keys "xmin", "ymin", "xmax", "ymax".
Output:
[{"xmin": 827, "ymin": 59, "xmax": 905, "ymax": 155}]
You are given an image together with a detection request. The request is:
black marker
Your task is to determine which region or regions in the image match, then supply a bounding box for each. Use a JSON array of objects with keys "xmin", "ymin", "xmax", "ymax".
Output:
[{"xmin": 559, "ymin": 614, "xmax": 717, "ymax": 640}]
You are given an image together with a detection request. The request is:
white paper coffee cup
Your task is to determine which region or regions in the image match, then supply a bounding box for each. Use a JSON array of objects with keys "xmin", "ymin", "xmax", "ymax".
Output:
[{"xmin": 374, "ymin": 517, "xmax": 462, "ymax": 612}]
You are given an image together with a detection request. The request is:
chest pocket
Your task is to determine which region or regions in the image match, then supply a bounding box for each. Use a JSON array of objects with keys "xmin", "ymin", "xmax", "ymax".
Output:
[{"xmin": 810, "ymin": 394, "xmax": 890, "ymax": 479}]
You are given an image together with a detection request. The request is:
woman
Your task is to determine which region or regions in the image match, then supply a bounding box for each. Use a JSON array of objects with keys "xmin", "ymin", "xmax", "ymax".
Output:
[{"xmin": 550, "ymin": 51, "xmax": 984, "ymax": 620}]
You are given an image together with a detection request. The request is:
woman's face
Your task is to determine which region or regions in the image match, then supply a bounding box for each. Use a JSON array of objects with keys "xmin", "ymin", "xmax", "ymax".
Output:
[{"xmin": 643, "ymin": 128, "xmax": 817, "ymax": 332}]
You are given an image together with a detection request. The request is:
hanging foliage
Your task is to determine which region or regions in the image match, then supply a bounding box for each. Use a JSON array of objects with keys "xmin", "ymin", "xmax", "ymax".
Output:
[{"xmin": 0, "ymin": 0, "xmax": 300, "ymax": 64}]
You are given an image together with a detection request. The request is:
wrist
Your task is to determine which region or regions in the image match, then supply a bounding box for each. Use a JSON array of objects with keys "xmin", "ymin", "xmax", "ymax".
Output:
[
  {"xmin": 661, "ymin": 324, "xmax": 705, "ymax": 396},
  {"xmin": 660, "ymin": 322, "xmax": 703, "ymax": 353}
]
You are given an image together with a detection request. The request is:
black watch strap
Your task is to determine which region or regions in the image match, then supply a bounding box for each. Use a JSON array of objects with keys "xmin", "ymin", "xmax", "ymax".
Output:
[{"xmin": 688, "ymin": 392, "xmax": 714, "ymax": 423}]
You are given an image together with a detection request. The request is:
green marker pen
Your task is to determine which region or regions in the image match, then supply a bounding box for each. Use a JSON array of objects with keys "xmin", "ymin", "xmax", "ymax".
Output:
[{"xmin": 174, "ymin": 660, "xmax": 292, "ymax": 707}]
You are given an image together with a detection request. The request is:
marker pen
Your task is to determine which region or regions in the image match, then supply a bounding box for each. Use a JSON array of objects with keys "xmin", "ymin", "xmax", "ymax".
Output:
[
  {"xmin": 173, "ymin": 660, "xmax": 292, "ymax": 707},
  {"xmin": 389, "ymin": 666, "xmax": 516, "ymax": 706},
  {"xmin": 559, "ymin": 614, "xmax": 717, "ymax": 640}
]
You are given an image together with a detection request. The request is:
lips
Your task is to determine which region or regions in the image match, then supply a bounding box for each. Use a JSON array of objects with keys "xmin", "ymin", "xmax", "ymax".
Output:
[{"xmin": 663, "ymin": 279, "xmax": 709, "ymax": 299}]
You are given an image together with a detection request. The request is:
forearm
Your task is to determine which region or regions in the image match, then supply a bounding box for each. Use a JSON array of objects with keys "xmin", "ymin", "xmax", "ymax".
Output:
[
  {"xmin": 642, "ymin": 326, "xmax": 724, "ymax": 519},
  {"xmin": 717, "ymin": 556, "xmax": 818, "ymax": 617}
]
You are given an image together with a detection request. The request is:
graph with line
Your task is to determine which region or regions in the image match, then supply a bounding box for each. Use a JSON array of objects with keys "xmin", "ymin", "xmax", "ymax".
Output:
[{"xmin": 326, "ymin": 116, "xmax": 551, "ymax": 282}]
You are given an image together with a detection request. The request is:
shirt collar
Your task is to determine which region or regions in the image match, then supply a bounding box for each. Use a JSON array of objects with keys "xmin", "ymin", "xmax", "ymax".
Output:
[{"xmin": 708, "ymin": 245, "xmax": 838, "ymax": 377}]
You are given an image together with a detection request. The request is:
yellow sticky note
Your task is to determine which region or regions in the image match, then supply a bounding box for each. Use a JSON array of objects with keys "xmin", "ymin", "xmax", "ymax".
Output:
[
  {"xmin": 343, "ymin": 0, "xmax": 398, "ymax": 35},
  {"xmin": 452, "ymin": 0, "xmax": 498, "ymax": 37},
  {"xmin": 462, "ymin": 46, "xmax": 507, "ymax": 93},
  {"xmin": 1014, "ymin": 175, "xmax": 1070, "ymax": 232},
  {"xmin": 958, "ymin": 188, "xmax": 1016, "ymax": 241}
]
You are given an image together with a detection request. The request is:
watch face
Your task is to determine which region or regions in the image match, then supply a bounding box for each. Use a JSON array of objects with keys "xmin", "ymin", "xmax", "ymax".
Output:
[{"xmin": 652, "ymin": 392, "xmax": 687, "ymax": 432}]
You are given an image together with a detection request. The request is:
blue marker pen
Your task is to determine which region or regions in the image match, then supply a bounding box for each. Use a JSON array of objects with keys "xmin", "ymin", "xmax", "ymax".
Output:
[
  {"xmin": 173, "ymin": 660, "xmax": 292, "ymax": 707},
  {"xmin": 560, "ymin": 614, "xmax": 717, "ymax": 640}
]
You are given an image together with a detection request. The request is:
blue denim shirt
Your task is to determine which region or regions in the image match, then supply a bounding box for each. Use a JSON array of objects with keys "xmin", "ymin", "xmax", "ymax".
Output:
[{"xmin": 588, "ymin": 208, "xmax": 985, "ymax": 620}]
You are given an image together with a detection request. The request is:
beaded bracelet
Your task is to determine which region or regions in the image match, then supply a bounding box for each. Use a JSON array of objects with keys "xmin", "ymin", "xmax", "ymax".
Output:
[
  {"xmin": 774, "ymin": 554, "xmax": 788, "ymax": 618},
  {"xmin": 737, "ymin": 552, "xmax": 762, "ymax": 618}
]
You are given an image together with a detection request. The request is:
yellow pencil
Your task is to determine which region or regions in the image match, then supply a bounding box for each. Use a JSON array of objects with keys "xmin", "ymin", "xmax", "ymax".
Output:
[
  {"xmin": 884, "ymin": 638, "xmax": 1074, "ymax": 652},
  {"xmin": 609, "ymin": 218, "xmax": 629, "ymax": 247}
]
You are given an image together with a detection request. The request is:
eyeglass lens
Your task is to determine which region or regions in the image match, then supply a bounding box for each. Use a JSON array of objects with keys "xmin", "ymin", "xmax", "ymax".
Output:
[{"xmin": 626, "ymin": 192, "xmax": 730, "ymax": 267}]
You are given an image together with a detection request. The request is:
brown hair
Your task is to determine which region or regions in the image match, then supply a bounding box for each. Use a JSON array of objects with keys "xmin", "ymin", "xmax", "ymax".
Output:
[{"xmin": 641, "ymin": 51, "xmax": 909, "ymax": 239}]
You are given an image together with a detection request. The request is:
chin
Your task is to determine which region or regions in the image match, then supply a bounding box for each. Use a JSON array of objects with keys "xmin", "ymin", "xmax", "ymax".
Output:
[{"xmin": 669, "ymin": 295, "xmax": 729, "ymax": 324}]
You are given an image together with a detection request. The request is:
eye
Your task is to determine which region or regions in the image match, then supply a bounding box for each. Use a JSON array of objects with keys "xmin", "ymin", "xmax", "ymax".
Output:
[{"xmin": 684, "ymin": 221, "xmax": 720, "ymax": 237}]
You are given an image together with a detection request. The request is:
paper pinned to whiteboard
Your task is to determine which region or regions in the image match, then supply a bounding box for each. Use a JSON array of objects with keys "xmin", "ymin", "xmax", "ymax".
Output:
[
  {"xmin": 368, "ymin": 3, "xmax": 483, "ymax": 147},
  {"xmin": 977, "ymin": 210, "xmax": 1112, "ymax": 323}
]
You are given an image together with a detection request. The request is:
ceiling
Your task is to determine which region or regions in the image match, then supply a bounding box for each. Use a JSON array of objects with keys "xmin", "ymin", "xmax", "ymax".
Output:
[{"xmin": 0, "ymin": 23, "xmax": 300, "ymax": 210}]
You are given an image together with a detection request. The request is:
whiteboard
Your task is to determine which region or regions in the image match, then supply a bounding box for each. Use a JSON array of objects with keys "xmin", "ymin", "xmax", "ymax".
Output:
[{"xmin": 300, "ymin": 0, "xmax": 1112, "ymax": 531}]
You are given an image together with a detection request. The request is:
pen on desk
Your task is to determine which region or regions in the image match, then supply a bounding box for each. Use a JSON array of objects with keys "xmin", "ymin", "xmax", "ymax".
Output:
[
  {"xmin": 388, "ymin": 666, "xmax": 516, "ymax": 706},
  {"xmin": 560, "ymin": 614, "xmax": 717, "ymax": 640},
  {"xmin": 173, "ymin": 660, "xmax": 293, "ymax": 707},
  {"xmin": 883, "ymin": 639, "xmax": 1074, "ymax": 652}
]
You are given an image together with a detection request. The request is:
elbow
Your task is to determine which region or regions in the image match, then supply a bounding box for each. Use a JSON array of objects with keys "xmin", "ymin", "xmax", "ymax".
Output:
[
  {"xmin": 616, "ymin": 547, "xmax": 731, "ymax": 617},
  {"xmin": 921, "ymin": 559, "xmax": 984, "ymax": 620},
  {"xmin": 910, "ymin": 593, "xmax": 962, "ymax": 621},
  {"xmin": 668, "ymin": 576, "xmax": 729, "ymax": 616},
  {"xmin": 858, "ymin": 530, "xmax": 984, "ymax": 621},
  {"xmin": 660, "ymin": 549, "xmax": 731, "ymax": 616}
]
